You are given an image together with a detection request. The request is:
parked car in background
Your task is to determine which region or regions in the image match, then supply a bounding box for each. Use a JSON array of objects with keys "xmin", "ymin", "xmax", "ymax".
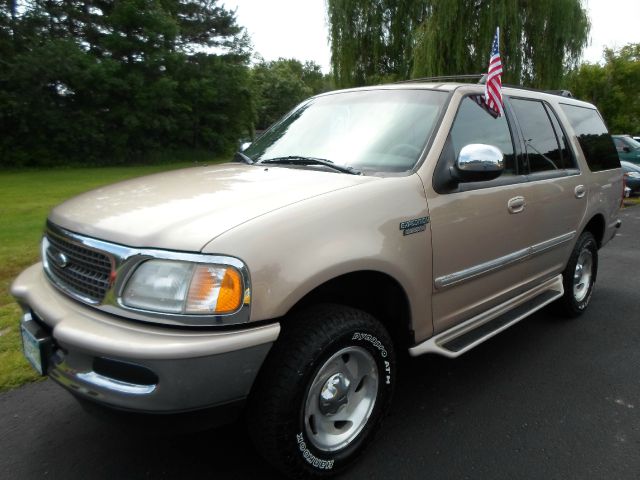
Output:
[
  {"xmin": 622, "ymin": 160, "xmax": 640, "ymax": 195},
  {"xmin": 633, "ymin": 136, "xmax": 640, "ymax": 143},
  {"xmin": 613, "ymin": 135, "xmax": 640, "ymax": 164}
]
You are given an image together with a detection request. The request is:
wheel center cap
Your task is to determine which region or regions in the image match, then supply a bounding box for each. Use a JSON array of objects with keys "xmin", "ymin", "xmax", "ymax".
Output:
[
  {"xmin": 319, "ymin": 373, "xmax": 350, "ymax": 416},
  {"xmin": 575, "ymin": 264, "xmax": 584, "ymax": 281}
]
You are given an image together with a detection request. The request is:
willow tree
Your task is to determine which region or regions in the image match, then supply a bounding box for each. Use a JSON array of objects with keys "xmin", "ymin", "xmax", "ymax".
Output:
[
  {"xmin": 327, "ymin": 0, "xmax": 590, "ymax": 89},
  {"xmin": 327, "ymin": 0, "xmax": 429, "ymax": 87}
]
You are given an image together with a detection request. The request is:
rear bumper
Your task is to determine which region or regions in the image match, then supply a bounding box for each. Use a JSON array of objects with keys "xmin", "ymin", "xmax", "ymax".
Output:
[{"xmin": 11, "ymin": 263, "xmax": 280, "ymax": 414}]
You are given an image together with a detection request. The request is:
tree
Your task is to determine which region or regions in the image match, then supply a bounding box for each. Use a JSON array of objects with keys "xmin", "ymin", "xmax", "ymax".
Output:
[
  {"xmin": 568, "ymin": 43, "xmax": 640, "ymax": 134},
  {"xmin": 327, "ymin": 0, "xmax": 427, "ymax": 87},
  {"xmin": 251, "ymin": 58, "xmax": 331, "ymax": 131},
  {"xmin": 0, "ymin": 0, "xmax": 254, "ymax": 167},
  {"xmin": 327, "ymin": 0, "xmax": 590, "ymax": 89}
]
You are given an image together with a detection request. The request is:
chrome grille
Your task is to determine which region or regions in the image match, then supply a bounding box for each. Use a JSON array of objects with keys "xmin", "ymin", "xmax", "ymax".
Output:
[{"xmin": 44, "ymin": 230, "xmax": 113, "ymax": 304}]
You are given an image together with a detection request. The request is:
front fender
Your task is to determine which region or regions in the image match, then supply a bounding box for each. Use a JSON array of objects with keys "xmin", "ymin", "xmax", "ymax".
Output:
[{"xmin": 202, "ymin": 174, "xmax": 435, "ymax": 341}]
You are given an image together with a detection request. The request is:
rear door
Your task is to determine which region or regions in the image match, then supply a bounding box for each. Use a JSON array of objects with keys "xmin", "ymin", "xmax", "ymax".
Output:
[{"xmin": 507, "ymin": 96, "xmax": 587, "ymax": 284}]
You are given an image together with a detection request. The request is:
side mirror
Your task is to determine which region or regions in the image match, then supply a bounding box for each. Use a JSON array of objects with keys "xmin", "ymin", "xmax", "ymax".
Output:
[
  {"xmin": 241, "ymin": 142, "xmax": 252, "ymax": 152},
  {"xmin": 454, "ymin": 143, "xmax": 504, "ymax": 182},
  {"xmin": 623, "ymin": 146, "xmax": 631, "ymax": 153}
]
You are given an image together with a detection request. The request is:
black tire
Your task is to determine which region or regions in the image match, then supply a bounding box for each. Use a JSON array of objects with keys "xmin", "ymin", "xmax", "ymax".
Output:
[
  {"xmin": 247, "ymin": 304, "xmax": 396, "ymax": 478},
  {"xmin": 556, "ymin": 231, "xmax": 598, "ymax": 317}
]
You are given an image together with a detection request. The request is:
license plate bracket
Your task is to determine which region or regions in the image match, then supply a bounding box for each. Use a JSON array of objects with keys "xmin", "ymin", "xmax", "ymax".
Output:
[{"xmin": 20, "ymin": 317, "xmax": 52, "ymax": 376}]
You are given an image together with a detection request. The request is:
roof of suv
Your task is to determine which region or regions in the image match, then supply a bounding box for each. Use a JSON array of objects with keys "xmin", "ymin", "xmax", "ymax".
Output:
[{"xmin": 316, "ymin": 81, "xmax": 596, "ymax": 109}]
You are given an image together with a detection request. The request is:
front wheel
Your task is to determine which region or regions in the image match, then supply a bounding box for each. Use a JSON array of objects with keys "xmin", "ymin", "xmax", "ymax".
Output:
[
  {"xmin": 556, "ymin": 231, "xmax": 598, "ymax": 317},
  {"xmin": 247, "ymin": 304, "xmax": 396, "ymax": 478}
]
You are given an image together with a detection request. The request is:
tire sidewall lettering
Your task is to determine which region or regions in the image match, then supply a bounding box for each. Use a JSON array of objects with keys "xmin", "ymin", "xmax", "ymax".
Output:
[
  {"xmin": 351, "ymin": 332, "xmax": 388, "ymax": 358},
  {"xmin": 296, "ymin": 433, "xmax": 335, "ymax": 470},
  {"xmin": 294, "ymin": 328, "xmax": 395, "ymax": 471},
  {"xmin": 351, "ymin": 331, "xmax": 392, "ymax": 384}
]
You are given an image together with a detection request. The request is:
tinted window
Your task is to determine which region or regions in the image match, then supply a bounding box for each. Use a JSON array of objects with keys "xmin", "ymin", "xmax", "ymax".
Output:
[
  {"xmin": 511, "ymin": 98, "xmax": 564, "ymax": 172},
  {"xmin": 547, "ymin": 105, "xmax": 575, "ymax": 168},
  {"xmin": 560, "ymin": 104, "xmax": 620, "ymax": 171},
  {"xmin": 449, "ymin": 95, "xmax": 516, "ymax": 175}
]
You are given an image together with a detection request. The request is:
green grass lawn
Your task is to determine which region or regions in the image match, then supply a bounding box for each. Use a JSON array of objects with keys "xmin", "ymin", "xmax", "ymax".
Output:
[
  {"xmin": 624, "ymin": 196, "xmax": 640, "ymax": 207},
  {"xmin": 0, "ymin": 160, "xmax": 222, "ymax": 392}
]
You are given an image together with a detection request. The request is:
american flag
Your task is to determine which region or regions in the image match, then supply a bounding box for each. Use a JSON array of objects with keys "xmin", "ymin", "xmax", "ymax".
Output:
[{"xmin": 485, "ymin": 27, "xmax": 503, "ymax": 117}]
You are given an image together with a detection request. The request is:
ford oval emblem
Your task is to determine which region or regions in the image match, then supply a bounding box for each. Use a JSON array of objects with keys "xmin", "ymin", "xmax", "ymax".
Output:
[{"xmin": 53, "ymin": 251, "xmax": 69, "ymax": 269}]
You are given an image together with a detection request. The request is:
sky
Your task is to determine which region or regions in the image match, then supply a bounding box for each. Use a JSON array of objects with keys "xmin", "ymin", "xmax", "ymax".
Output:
[{"xmin": 222, "ymin": 0, "xmax": 640, "ymax": 73}]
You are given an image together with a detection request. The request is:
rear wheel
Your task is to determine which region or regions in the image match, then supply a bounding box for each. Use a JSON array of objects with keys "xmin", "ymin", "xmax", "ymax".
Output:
[
  {"xmin": 247, "ymin": 304, "xmax": 396, "ymax": 478},
  {"xmin": 556, "ymin": 231, "xmax": 598, "ymax": 317}
]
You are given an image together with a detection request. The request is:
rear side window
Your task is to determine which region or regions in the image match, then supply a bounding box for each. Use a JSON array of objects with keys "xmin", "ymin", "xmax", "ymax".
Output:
[
  {"xmin": 510, "ymin": 98, "xmax": 569, "ymax": 172},
  {"xmin": 560, "ymin": 104, "xmax": 620, "ymax": 171},
  {"xmin": 547, "ymin": 107, "xmax": 575, "ymax": 168}
]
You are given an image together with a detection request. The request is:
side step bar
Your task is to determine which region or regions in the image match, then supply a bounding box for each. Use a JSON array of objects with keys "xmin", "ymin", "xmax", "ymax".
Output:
[{"xmin": 409, "ymin": 275, "xmax": 564, "ymax": 358}]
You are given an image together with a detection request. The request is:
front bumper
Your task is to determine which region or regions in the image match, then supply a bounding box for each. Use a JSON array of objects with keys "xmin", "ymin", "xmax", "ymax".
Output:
[{"xmin": 11, "ymin": 263, "xmax": 280, "ymax": 413}]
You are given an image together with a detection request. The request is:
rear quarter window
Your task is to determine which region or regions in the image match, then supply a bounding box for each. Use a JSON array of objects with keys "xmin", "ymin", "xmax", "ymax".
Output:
[{"xmin": 560, "ymin": 104, "xmax": 620, "ymax": 171}]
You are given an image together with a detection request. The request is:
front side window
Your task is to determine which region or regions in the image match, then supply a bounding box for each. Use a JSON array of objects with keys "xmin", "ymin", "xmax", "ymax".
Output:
[
  {"xmin": 244, "ymin": 89, "xmax": 448, "ymax": 174},
  {"xmin": 448, "ymin": 95, "xmax": 516, "ymax": 175},
  {"xmin": 510, "ymin": 98, "xmax": 567, "ymax": 173}
]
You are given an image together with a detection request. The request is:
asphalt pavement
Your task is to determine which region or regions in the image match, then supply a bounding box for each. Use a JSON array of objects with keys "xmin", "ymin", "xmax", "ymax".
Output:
[{"xmin": 2, "ymin": 207, "xmax": 640, "ymax": 479}]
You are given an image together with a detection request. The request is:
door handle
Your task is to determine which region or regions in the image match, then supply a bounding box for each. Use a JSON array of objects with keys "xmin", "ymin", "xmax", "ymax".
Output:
[
  {"xmin": 574, "ymin": 185, "xmax": 586, "ymax": 199},
  {"xmin": 507, "ymin": 196, "xmax": 525, "ymax": 214}
]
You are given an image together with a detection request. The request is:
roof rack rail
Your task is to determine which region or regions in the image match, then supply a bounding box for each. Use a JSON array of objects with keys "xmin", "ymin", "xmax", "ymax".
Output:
[
  {"xmin": 544, "ymin": 89, "xmax": 573, "ymax": 98},
  {"xmin": 502, "ymin": 84, "xmax": 573, "ymax": 98},
  {"xmin": 394, "ymin": 76, "xmax": 574, "ymax": 98},
  {"xmin": 395, "ymin": 74, "xmax": 485, "ymax": 84}
]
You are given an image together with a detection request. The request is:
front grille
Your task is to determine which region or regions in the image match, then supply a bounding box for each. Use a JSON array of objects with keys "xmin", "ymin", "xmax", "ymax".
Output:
[{"xmin": 45, "ymin": 231, "xmax": 113, "ymax": 304}]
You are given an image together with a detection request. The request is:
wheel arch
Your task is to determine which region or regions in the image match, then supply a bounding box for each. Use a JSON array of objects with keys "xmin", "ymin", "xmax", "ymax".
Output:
[
  {"xmin": 581, "ymin": 213, "xmax": 605, "ymax": 248},
  {"xmin": 284, "ymin": 270, "xmax": 414, "ymax": 352}
]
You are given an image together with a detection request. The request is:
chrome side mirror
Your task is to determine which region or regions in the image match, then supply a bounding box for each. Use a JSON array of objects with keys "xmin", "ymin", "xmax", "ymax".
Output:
[{"xmin": 455, "ymin": 143, "xmax": 504, "ymax": 182}]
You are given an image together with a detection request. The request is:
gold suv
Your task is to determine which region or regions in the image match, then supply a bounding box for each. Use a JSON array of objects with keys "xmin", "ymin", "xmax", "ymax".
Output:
[{"xmin": 12, "ymin": 81, "xmax": 623, "ymax": 478}]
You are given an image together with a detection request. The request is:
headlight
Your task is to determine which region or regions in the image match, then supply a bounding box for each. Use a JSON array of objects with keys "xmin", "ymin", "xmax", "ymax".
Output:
[{"xmin": 121, "ymin": 260, "xmax": 243, "ymax": 315}]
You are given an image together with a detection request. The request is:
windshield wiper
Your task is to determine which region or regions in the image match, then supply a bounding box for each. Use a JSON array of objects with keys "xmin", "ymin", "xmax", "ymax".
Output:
[
  {"xmin": 257, "ymin": 156, "xmax": 361, "ymax": 175},
  {"xmin": 234, "ymin": 151, "xmax": 254, "ymax": 164}
]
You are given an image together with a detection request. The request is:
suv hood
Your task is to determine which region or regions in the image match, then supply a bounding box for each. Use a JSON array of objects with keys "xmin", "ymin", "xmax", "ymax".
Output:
[{"xmin": 49, "ymin": 163, "xmax": 376, "ymax": 251}]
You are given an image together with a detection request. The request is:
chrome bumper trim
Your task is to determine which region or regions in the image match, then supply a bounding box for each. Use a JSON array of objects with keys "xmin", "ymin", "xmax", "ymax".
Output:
[{"xmin": 76, "ymin": 372, "xmax": 156, "ymax": 395}]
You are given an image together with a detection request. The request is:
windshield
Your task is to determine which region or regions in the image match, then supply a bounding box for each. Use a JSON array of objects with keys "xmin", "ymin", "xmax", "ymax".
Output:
[
  {"xmin": 244, "ymin": 89, "xmax": 448, "ymax": 174},
  {"xmin": 622, "ymin": 136, "xmax": 640, "ymax": 150},
  {"xmin": 622, "ymin": 161, "xmax": 640, "ymax": 173}
]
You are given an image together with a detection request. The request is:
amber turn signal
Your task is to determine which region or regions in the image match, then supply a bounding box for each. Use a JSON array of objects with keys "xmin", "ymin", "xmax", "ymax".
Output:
[{"xmin": 186, "ymin": 265, "xmax": 243, "ymax": 314}]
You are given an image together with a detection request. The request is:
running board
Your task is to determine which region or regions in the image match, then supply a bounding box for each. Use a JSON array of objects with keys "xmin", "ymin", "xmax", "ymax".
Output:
[{"xmin": 409, "ymin": 275, "xmax": 564, "ymax": 358}]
